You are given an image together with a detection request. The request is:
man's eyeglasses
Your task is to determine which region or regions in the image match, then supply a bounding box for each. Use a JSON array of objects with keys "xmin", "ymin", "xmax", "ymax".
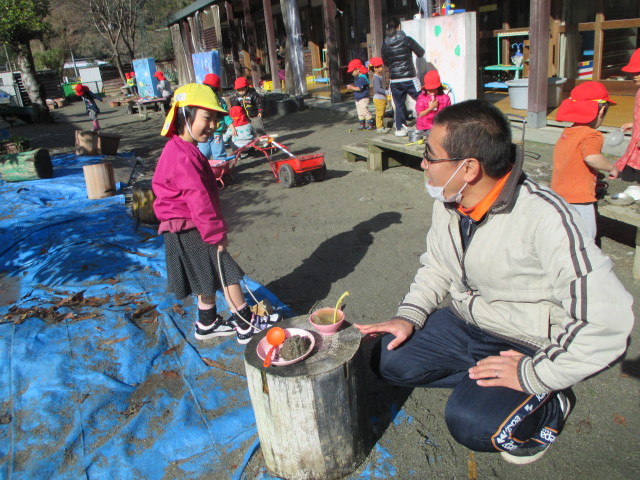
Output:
[{"xmin": 422, "ymin": 151, "xmax": 468, "ymax": 163}]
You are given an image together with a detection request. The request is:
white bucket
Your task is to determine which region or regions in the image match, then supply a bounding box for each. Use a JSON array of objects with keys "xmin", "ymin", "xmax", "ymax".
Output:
[{"xmin": 505, "ymin": 78, "xmax": 567, "ymax": 110}]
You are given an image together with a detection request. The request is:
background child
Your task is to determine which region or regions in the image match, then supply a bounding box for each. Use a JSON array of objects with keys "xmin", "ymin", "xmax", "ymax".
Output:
[
  {"xmin": 230, "ymin": 77, "xmax": 265, "ymax": 135},
  {"xmin": 153, "ymin": 71, "xmax": 173, "ymax": 111},
  {"xmin": 615, "ymin": 48, "xmax": 640, "ymax": 182},
  {"xmin": 552, "ymin": 81, "xmax": 619, "ymax": 239},
  {"xmin": 370, "ymin": 57, "xmax": 389, "ymax": 133},
  {"xmin": 346, "ymin": 59, "xmax": 374, "ymax": 130},
  {"xmin": 223, "ymin": 106, "xmax": 256, "ymax": 154},
  {"xmin": 152, "ymin": 83, "xmax": 281, "ymax": 344},
  {"xmin": 127, "ymin": 72, "xmax": 138, "ymax": 96},
  {"xmin": 415, "ymin": 70, "xmax": 451, "ymax": 136},
  {"xmin": 75, "ymin": 83, "xmax": 102, "ymax": 131},
  {"xmin": 199, "ymin": 73, "xmax": 236, "ymax": 165}
]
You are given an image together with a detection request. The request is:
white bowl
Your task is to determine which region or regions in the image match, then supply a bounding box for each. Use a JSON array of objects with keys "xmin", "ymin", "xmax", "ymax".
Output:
[{"xmin": 623, "ymin": 186, "xmax": 640, "ymax": 201}]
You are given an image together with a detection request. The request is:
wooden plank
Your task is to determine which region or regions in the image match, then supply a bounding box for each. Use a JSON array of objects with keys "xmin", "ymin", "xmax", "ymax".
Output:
[
  {"xmin": 528, "ymin": 0, "xmax": 550, "ymax": 117},
  {"xmin": 342, "ymin": 143, "xmax": 369, "ymax": 162},
  {"xmin": 369, "ymin": 0, "xmax": 383, "ymax": 57},
  {"xmin": 592, "ymin": 1, "xmax": 605, "ymax": 81},
  {"xmin": 598, "ymin": 203, "xmax": 640, "ymax": 229}
]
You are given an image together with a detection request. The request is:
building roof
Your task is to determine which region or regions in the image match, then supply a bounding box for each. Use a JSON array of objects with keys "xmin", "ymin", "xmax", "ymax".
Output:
[{"xmin": 167, "ymin": 0, "xmax": 220, "ymax": 25}]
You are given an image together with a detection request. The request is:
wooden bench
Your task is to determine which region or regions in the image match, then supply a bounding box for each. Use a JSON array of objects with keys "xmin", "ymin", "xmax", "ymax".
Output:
[
  {"xmin": 597, "ymin": 202, "xmax": 640, "ymax": 279},
  {"xmin": 342, "ymin": 143, "xmax": 369, "ymax": 163},
  {"xmin": 365, "ymin": 136, "xmax": 424, "ymax": 171}
]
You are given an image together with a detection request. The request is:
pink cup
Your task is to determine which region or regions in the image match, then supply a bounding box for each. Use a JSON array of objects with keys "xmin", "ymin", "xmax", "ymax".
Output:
[{"xmin": 309, "ymin": 308, "xmax": 345, "ymax": 335}]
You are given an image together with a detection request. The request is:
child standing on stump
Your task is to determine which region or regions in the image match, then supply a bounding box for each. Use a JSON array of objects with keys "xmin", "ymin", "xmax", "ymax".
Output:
[
  {"xmin": 552, "ymin": 81, "xmax": 619, "ymax": 240},
  {"xmin": 75, "ymin": 83, "xmax": 102, "ymax": 131},
  {"xmin": 370, "ymin": 57, "xmax": 390, "ymax": 134},
  {"xmin": 346, "ymin": 59, "xmax": 374, "ymax": 131},
  {"xmin": 152, "ymin": 83, "xmax": 282, "ymax": 344},
  {"xmin": 615, "ymin": 48, "xmax": 640, "ymax": 182}
]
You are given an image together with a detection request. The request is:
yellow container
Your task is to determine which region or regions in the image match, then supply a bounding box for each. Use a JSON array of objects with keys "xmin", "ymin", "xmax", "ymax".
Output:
[
  {"xmin": 263, "ymin": 80, "xmax": 273, "ymax": 91},
  {"xmin": 305, "ymin": 75, "xmax": 315, "ymax": 85}
]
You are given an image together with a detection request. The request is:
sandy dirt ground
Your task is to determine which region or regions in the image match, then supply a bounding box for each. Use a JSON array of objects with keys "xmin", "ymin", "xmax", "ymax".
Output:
[{"xmin": 3, "ymin": 99, "xmax": 640, "ymax": 479}]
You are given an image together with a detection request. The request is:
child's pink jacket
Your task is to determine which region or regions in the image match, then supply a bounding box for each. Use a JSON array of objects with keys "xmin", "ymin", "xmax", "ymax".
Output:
[
  {"xmin": 415, "ymin": 92, "xmax": 451, "ymax": 131},
  {"xmin": 152, "ymin": 135, "xmax": 227, "ymax": 245}
]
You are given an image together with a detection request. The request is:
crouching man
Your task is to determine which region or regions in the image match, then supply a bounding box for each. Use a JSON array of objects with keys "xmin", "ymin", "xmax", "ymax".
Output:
[{"xmin": 356, "ymin": 100, "xmax": 634, "ymax": 465}]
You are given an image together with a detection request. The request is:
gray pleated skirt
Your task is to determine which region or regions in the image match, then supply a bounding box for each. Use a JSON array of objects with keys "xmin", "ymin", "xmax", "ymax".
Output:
[{"xmin": 163, "ymin": 229, "xmax": 244, "ymax": 299}]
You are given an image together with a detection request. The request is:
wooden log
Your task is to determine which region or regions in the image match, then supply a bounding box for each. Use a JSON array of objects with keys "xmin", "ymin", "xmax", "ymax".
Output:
[
  {"xmin": 0, "ymin": 148, "xmax": 53, "ymax": 182},
  {"xmin": 75, "ymin": 130, "xmax": 99, "ymax": 156},
  {"xmin": 244, "ymin": 316, "xmax": 371, "ymax": 480},
  {"xmin": 83, "ymin": 162, "xmax": 116, "ymax": 199},
  {"xmin": 132, "ymin": 179, "xmax": 159, "ymax": 225}
]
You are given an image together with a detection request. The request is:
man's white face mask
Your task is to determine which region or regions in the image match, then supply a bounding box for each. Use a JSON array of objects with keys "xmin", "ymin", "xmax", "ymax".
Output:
[{"xmin": 425, "ymin": 159, "xmax": 468, "ymax": 203}]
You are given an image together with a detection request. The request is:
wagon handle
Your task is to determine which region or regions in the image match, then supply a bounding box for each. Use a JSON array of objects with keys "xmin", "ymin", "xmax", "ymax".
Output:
[{"xmin": 270, "ymin": 140, "xmax": 296, "ymax": 158}]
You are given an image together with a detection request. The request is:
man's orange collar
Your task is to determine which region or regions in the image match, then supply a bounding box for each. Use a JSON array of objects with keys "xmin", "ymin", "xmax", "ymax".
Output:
[{"xmin": 457, "ymin": 170, "xmax": 512, "ymax": 221}]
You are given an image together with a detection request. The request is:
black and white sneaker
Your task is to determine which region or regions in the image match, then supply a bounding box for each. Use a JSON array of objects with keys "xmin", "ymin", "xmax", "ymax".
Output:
[
  {"xmin": 235, "ymin": 312, "xmax": 283, "ymax": 345},
  {"xmin": 500, "ymin": 391, "xmax": 572, "ymax": 465},
  {"xmin": 194, "ymin": 309, "xmax": 236, "ymax": 340}
]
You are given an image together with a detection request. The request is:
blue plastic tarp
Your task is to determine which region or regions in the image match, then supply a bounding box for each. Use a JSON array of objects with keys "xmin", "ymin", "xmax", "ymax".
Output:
[{"xmin": 0, "ymin": 153, "xmax": 398, "ymax": 479}]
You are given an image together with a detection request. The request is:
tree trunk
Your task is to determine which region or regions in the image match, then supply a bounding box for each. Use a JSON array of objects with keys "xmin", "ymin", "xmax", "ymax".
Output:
[
  {"xmin": 0, "ymin": 149, "xmax": 53, "ymax": 182},
  {"xmin": 14, "ymin": 42, "xmax": 52, "ymax": 124}
]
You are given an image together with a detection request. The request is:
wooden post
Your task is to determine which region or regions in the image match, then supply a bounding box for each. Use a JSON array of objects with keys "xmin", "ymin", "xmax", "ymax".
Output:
[
  {"xmin": 592, "ymin": 0, "xmax": 605, "ymax": 81},
  {"xmin": 132, "ymin": 179, "xmax": 159, "ymax": 225},
  {"xmin": 83, "ymin": 163, "xmax": 116, "ymax": 200},
  {"xmin": 322, "ymin": 0, "xmax": 342, "ymax": 103},
  {"xmin": 75, "ymin": 130, "xmax": 99, "ymax": 156},
  {"xmin": 369, "ymin": 0, "xmax": 383, "ymax": 57},
  {"xmin": 263, "ymin": 0, "xmax": 281, "ymax": 92},
  {"xmin": 527, "ymin": 0, "xmax": 551, "ymax": 129},
  {"xmin": 0, "ymin": 149, "xmax": 53, "ymax": 182},
  {"xmin": 241, "ymin": 0, "xmax": 262, "ymax": 88},
  {"xmin": 244, "ymin": 316, "xmax": 370, "ymax": 480},
  {"xmin": 224, "ymin": 1, "xmax": 243, "ymax": 80}
]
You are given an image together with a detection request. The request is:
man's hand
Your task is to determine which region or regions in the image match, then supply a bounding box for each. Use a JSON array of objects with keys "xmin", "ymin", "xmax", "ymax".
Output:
[
  {"xmin": 608, "ymin": 166, "xmax": 619, "ymax": 179},
  {"xmin": 621, "ymin": 122, "xmax": 633, "ymax": 133},
  {"xmin": 258, "ymin": 112, "xmax": 263, "ymax": 118},
  {"xmin": 468, "ymin": 350, "xmax": 525, "ymax": 392},
  {"xmin": 217, "ymin": 238, "xmax": 229, "ymax": 252},
  {"xmin": 354, "ymin": 318, "xmax": 414, "ymax": 350}
]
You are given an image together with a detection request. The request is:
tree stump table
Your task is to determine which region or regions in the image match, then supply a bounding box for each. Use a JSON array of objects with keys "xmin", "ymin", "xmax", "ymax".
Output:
[{"xmin": 244, "ymin": 316, "xmax": 370, "ymax": 480}]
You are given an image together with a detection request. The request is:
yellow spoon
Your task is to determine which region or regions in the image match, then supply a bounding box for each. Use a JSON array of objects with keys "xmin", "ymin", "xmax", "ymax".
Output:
[{"xmin": 333, "ymin": 291, "xmax": 350, "ymax": 324}]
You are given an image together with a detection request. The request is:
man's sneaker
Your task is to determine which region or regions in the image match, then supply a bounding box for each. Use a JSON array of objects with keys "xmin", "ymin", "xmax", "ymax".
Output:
[
  {"xmin": 376, "ymin": 128, "xmax": 390, "ymax": 134},
  {"xmin": 500, "ymin": 391, "xmax": 572, "ymax": 465},
  {"xmin": 235, "ymin": 312, "xmax": 283, "ymax": 345},
  {"xmin": 394, "ymin": 129, "xmax": 408, "ymax": 137},
  {"xmin": 194, "ymin": 310, "xmax": 236, "ymax": 340}
]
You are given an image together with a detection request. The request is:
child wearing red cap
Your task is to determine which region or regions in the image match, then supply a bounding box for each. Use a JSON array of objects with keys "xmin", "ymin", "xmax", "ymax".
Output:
[
  {"xmin": 370, "ymin": 57, "xmax": 390, "ymax": 133},
  {"xmin": 230, "ymin": 77, "xmax": 265, "ymax": 135},
  {"xmin": 75, "ymin": 83, "xmax": 102, "ymax": 131},
  {"xmin": 126, "ymin": 72, "xmax": 138, "ymax": 96},
  {"xmin": 615, "ymin": 48, "xmax": 640, "ymax": 182},
  {"xmin": 153, "ymin": 71, "xmax": 173, "ymax": 110},
  {"xmin": 346, "ymin": 59, "xmax": 374, "ymax": 130},
  {"xmin": 198, "ymin": 73, "xmax": 236, "ymax": 164},
  {"xmin": 552, "ymin": 81, "xmax": 619, "ymax": 239},
  {"xmin": 415, "ymin": 70, "xmax": 451, "ymax": 136},
  {"xmin": 223, "ymin": 105, "xmax": 256, "ymax": 152}
]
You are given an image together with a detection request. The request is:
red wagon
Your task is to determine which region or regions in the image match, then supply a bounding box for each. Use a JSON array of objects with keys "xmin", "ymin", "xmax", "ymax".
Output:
[{"xmin": 232, "ymin": 135, "xmax": 327, "ymax": 188}]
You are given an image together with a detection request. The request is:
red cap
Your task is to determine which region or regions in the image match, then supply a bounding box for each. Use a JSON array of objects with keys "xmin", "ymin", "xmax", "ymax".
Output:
[
  {"xmin": 129, "ymin": 72, "xmax": 135, "ymax": 77},
  {"xmin": 369, "ymin": 57, "xmax": 384, "ymax": 68},
  {"xmin": 74, "ymin": 84, "xmax": 85, "ymax": 95},
  {"xmin": 423, "ymin": 70, "xmax": 442, "ymax": 90},
  {"xmin": 229, "ymin": 105, "xmax": 249, "ymax": 127},
  {"xmin": 203, "ymin": 73, "xmax": 221, "ymax": 88},
  {"xmin": 622, "ymin": 48, "xmax": 640, "ymax": 73},
  {"xmin": 153, "ymin": 71, "xmax": 164, "ymax": 79},
  {"xmin": 347, "ymin": 59, "xmax": 363, "ymax": 73},
  {"xmin": 234, "ymin": 77, "xmax": 249, "ymax": 89},
  {"xmin": 556, "ymin": 81, "xmax": 616, "ymax": 124}
]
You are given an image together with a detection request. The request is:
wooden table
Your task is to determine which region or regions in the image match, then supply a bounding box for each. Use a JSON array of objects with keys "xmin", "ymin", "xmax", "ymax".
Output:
[
  {"xmin": 126, "ymin": 98, "xmax": 166, "ymax": 119},
  {"xmin": 598, "ymin": 201, "xmax": 640, "ymax": 279},
  {"xmin": 365, "ymin": 136, "xmax": 424, "ymax": 171},
  {"xmin": 243, "ymin": 316, "xmax": 370, "ymax": 480}
]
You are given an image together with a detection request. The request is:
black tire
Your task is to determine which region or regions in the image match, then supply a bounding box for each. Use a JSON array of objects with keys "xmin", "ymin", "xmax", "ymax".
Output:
[
  {"xmin": 278, "ymin": 164, "xmax": 296, "ymax": 188},
  {"xmin": 311, "ymin": 165, "xmax": 327, "ymax": 182}
]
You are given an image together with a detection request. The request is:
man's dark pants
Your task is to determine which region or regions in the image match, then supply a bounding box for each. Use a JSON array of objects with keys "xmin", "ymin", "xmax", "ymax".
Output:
[
  {"xmin": 390, "ymin": 80, "xmax": 420, "ymax": 131},
  {"xmin": 375, "ymin": 307, "xmax": 566, "ymax": 452}
]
